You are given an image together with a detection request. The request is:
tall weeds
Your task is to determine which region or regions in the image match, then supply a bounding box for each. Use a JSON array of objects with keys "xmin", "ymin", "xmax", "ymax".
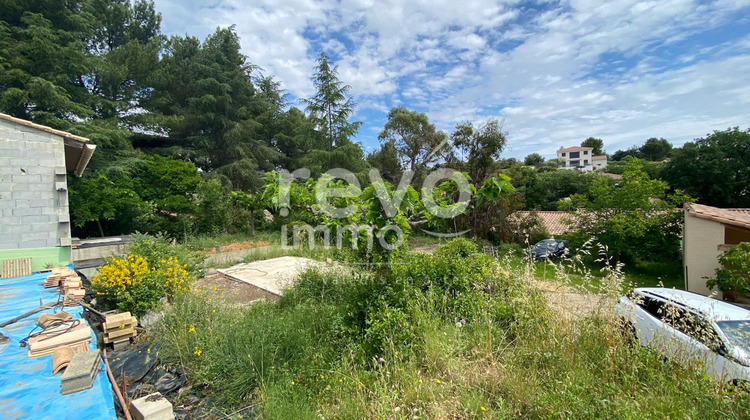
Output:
[{"xmin": 156, "ymin": 239, "xmax": 750, "ymax": 418}]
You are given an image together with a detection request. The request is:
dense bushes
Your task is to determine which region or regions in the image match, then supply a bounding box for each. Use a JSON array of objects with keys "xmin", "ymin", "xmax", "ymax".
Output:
[
  {"xmin": 91, "ymin": 234, "xmax": 199, "ymax": 316},
  {"xmin": 155, "ymin": 238, "xmax": 750, "ymax": 417},
  {"xmin": 157, "ymin": 239, "xmax": 531, "ymax": 403}
]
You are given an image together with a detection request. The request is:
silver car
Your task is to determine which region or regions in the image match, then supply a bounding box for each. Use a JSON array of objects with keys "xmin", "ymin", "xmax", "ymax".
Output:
[{"xmin": 616, "ymin": 287, "xmax": 750, "ymax": 384}]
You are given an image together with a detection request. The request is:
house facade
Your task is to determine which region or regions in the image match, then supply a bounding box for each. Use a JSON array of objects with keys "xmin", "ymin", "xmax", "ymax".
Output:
[
  {"xmin": 683, "ymin": 203, "xmax": 750, "ymax": 296},
  {"xmin": 0, "ymin": 113, "xmax": 96, "ymax": 274},
  {"xmin": 557, "ymin": 146, "xmax": 608, "ymax": 172}
]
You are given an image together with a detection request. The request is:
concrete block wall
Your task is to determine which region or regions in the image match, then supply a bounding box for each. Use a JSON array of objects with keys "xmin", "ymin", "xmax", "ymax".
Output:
[{"xmin": 0, "ymin": 118, "xmax": 71, "ymax": 250}]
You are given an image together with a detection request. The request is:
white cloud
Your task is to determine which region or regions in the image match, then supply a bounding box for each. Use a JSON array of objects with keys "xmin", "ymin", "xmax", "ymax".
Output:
[{"xmin": 154, "ymin": 0, "xmax": 750, "ymax": 158}]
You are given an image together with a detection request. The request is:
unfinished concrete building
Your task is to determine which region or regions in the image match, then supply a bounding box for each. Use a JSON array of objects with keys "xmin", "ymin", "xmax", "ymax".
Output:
[{"xmin": 0, "ymin": 113, "xmax": 95, "ymax": 275}]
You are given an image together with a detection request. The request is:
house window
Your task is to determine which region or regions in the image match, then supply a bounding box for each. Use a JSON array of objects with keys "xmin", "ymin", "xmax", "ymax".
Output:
[
  {"xmin": 569, "ymin": 151, "xmax": 580, "ymax": 159},
  {"xmin": 561, "ymin": 152, "xmax": 566, "ymax": 157},
  {"xmin": 570, "ymin": 160, "xmax": 579, "ymax": 167},
  {"xmin": 584, "ymin": 150, "xmax": 588, "ymax": 155},
  {"xmin": 584, "ymin": 160, "xmax": 588, "ymax": 165}
]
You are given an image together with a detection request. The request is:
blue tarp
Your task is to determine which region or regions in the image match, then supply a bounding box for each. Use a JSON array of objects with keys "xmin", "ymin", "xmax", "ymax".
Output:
[{"xmin": 0, "ymin": 267, "xmax": 116, "ymax": 419}]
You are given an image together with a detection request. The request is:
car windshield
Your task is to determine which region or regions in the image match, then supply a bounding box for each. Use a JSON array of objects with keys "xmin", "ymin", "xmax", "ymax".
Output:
[
  {"xmin": 717, "ymin": 320, "xmax": 750, "ymax": 352},
  {"xmin": 534, "ymin": 240, "xmax": 557, "ymax": 249}
]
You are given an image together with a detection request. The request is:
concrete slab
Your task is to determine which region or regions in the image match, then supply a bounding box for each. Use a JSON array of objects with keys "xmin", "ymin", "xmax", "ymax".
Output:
[
  {"xmin": 60, "ymin": 350, "xmax": 100, "ymax": 395},
  {"xmin": 216, "ymin": 256, "xmax": 325, "ymax": 297}
]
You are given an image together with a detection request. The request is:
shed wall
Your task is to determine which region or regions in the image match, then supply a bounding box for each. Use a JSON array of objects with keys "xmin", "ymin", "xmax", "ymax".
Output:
[{"xmin": 0, "ymin": 118, "xmax": 70, "ymax": 251}]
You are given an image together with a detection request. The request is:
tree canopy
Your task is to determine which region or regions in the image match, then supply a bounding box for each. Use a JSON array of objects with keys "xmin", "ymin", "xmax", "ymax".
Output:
[
  {"xmin": 662, "ymin": 127, "xmax": 750, "ymax": 208},
  {"xmin": 379, "ymin": 106, "xmax": 446, "ymax": 180},
  {"xmin": 581, "ymin": 137, "xmax": 604, "ymax": 155}
]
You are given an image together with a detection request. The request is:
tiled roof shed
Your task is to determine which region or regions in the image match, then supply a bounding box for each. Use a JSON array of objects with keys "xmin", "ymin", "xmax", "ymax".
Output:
[
  {"xmin": 509, "ymin": 211, "xmax": 577, "ymax": 236},
  {"xmin": 685, "ymin": 203, "xmax": 750, "ymax": 230}
]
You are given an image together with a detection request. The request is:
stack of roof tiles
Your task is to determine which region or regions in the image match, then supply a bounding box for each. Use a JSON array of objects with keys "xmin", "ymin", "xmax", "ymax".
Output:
[{"xmin": 44, "ymin": 267, "xmax": 86, "ymax": 305}]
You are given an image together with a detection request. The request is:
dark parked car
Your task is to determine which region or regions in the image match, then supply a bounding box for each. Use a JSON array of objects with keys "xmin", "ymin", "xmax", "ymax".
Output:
[{"xmin": 526, "ymin": 239, "xmax": 570, "ymax": 261}]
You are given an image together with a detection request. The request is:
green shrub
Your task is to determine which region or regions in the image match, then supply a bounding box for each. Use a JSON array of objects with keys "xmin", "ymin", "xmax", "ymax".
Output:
[
  {"xmin": 707, "ymin": 242, "xmax": 750, "ymax": 300},
  {"xmin": 129, "ymin": 232, "xmax": 204, "ymax": 275},
  {"xmin": 91, "ymin": 254, "xmax": 192, "ymax": 316}
]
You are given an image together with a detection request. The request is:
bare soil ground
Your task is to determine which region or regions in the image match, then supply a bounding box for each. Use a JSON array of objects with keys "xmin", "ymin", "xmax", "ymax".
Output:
[
  {"xmin": 193, "ymin": 270, "xmax": 277, "ymax": 306},
  {"xmin": 412, "ymin": 244, "xmax": 440, "ymax": 253},
  {"xmin": 536, "ymin": 280, "xmax": 605, "ymax": 319},
  {"xmin": 205, "ymin": 241, "xmax": 271, "ymax": 254}
]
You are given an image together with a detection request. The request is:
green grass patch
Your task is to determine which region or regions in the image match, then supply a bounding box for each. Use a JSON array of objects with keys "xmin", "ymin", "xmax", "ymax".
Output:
[{"xmin": 155, "ymin": 239, "xmax": 748, "ymax": 418}]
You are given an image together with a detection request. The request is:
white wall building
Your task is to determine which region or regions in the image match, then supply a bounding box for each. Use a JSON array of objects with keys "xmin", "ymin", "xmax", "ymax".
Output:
[{"xmin": 557, "ymin": 146, "xmax": 607, "ymax": 172}]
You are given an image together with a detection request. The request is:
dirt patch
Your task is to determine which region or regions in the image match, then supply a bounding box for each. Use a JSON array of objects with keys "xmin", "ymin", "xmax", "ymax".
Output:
[
  {"xmin": 412, "ymin": 244, "xmax": 439, "ymax": 254},
  {"xmin": 205, "ymin": 241, "xmax": 270, "ymax": 255},
  {"xmin": 193, "ymin": 271, "xmax": 277, "ymax": 306},
  {"xmin": 536, "ymin": 280, "xmax": 605, "ymax": 319}
]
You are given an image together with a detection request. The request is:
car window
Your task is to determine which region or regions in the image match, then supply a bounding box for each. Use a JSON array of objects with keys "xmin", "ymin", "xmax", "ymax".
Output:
[
  {"xmin": 717, "ymin": 321, "xmax": 750, "ymax": 353},
  {"xmin": 666, "ymin": 309, "xmax": 722, "ymax": 350},
  {"xmin": 634, "ymin": 295, "xmax": 665, "ymax": 320},
  {"xmin": 631, "ymin": 294, "xmax": 724, "ymax": 351}
]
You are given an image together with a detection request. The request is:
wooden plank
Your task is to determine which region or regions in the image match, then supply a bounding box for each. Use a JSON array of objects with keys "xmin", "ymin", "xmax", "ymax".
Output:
[
  {"xmin": 103, "ymin": 332, "xmax": 135, "ymax": 343},
  {"xmin": 27, "ymin": 323, "xmax": 91, "ymax": 353},
  {"xmin": 105, "ymin": 327, "xmax": 136, "ymax": 339},
  {"xmin": 103, "ymin": 318, "xmax": 137, "ymax": 332},
  {"xmin": 1, "ymin": 258, "xmax": 32, "ymax": 279},
  {"xmin": 103, "ymin": 312, "xmax": 133, "ymax": 326}
]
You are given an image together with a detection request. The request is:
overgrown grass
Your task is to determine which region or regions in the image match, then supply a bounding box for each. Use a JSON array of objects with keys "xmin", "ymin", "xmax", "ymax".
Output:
[{"xmin": 156, "ymin": 239, "xmax": 749, "ymax": 418}]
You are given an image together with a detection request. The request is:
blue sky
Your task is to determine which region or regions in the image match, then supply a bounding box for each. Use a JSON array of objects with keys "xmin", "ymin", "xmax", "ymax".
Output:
[{"xmin": 154, "ymin": 0, "xmax": 750, "ymax": 159}]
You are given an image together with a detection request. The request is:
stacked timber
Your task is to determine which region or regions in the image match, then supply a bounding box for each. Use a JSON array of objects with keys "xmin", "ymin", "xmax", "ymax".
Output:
[{"xmin": 102, "ymin": 312, "xmax": 137, "ymax": 350}]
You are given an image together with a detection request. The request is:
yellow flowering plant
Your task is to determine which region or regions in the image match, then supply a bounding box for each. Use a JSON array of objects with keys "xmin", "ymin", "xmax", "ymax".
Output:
[{"xmin": 92, "ymin": 254, "xmax": 193, "ymax": 316}]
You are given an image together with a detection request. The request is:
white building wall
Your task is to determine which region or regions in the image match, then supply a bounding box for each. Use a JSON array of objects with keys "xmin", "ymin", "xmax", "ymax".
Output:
[{"xmin": 683, "ymin": 212, "xmax": 724, "ymax": 296}]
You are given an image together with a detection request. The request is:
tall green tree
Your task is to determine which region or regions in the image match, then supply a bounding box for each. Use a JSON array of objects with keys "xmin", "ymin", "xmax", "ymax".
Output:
[
  {"xmin": 379, "ymin": 106, "xmax": 447, "ymax": 180},
  {"xmin": 0, "ymin": 0, "xmax": 94, "ymax": 123},
  {"xmin": 581, "ymin": 137, "xmax": 604, "ymax": 155},
  {"xmin": 302, "ymin": 52, "xmax": 361, "ymax": 150},
  {"xmin": 662, "ymin": 127, "xmax": 750, "ymax": 208},
  {"xmin": 138, "ymin": 27, "xmax": 280, "ymax": 190},
  {"xmin": 367, "ymin": 139, "xmax": 402, "ymax": 184},
  {"xmin": 524, "ymin": 153, "xmax": 545, "ymax": 166},
  {"xmin": 639, "ymin": 137, "xmax": 672, "ymax": 161},
  {"xmin": 451, "ymin": 119, "xmax": 507, "ymax": 185}
]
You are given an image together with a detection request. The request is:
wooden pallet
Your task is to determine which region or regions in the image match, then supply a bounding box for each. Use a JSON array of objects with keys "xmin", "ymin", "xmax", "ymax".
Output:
[{"xmin": 2, "ymin": 258, "xmax": 32, "ymax": 279}]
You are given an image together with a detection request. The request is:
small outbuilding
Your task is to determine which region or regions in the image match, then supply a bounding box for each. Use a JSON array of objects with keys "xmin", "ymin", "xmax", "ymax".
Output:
[
  {"xmin": 683, "ymin": 203, "xmax": 750, "ymax": 296},
  {"xmin": 0, "ymin": 113, "xmax": 96, "ymax": 275}
]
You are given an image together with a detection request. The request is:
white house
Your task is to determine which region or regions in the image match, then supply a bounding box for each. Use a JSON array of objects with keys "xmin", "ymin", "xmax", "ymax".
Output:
[
  {"xmin": 683, "ymin": 203, "xmax": 750, "ymax": 297},
  {"xmin": 557, "ymin": 146, "xmax": 607, "ymax": 172},
  {"xmin": 592, "ymin": 154, "xmax": 608, "ymax": 170}
]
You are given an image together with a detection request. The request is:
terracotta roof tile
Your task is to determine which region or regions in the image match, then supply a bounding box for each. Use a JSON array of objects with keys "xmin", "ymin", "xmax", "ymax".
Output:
[
  {"xmin": 558, "ymin": 146, "xmax": 594, "ymax": 152},
  {"xmin": 685, "ymin": 203, "xmax": 750, "ymax": 229},
  {"xmin": 509, "ymin": 211, "xmax": 577, "ymax": 235},
  {"xmin": 592, "ymin": 155, "xmax": 607, "ymax": 160}
]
